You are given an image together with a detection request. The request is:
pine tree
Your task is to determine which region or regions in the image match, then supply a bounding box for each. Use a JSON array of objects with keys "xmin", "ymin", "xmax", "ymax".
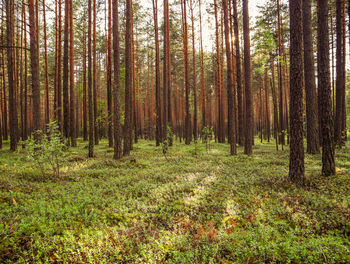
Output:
[
  {"xmin": 303, "ymin": 0, "xmax": 320, "ymax": 154},
  {"xmin": 113, "ymin": 0, "xmax": 122, "ymax": 159},
  {"xmin": 317, "ymin": 0, "xmax": 335, "ymax": 176},
  {"xmin": 243, "ymin": 0, "xmax": 253, "ymax": 154},
  {"xmin": 289, "ymin": 0, "xmax": 305, "ymax": 184},
  {"xmin": 124, "ymin": 0, "xmax": 133, "ymax": 155}
]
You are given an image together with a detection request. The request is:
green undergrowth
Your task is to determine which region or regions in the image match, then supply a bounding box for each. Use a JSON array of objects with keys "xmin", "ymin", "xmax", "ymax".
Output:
[{"xmin": 0, "ymin": 139, "xmax": 349, "ymax": 263}]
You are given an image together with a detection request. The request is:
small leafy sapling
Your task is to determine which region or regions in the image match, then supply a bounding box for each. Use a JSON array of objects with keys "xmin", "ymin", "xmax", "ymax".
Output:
[
  {"xmin": 162, "ymin": 126, "xmax": 173, "ymax": 161},
  {"xmin": 192, "ymin": 138, "xmax": 200, "ymax": 157},
  {"xmin": 202, "ymin": 126, "xmax": 213, "ymax": 153},
  {"xmin": 25, "ymin": 121, "xmax": 67, "ymax": 177}
]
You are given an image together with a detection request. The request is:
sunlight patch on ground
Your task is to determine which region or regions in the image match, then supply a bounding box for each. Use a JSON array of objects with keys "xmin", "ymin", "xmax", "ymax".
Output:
[
  {"xmin": 148, "ymin": 172, "xmax": 202, "ymax": 202},
  {"xmin": 183, "ymin": 171, "xmax": 218, "ymax": 207},
  {"xmin": 224, "ymin": 199, "xmax": 239, "ymax": 217}
]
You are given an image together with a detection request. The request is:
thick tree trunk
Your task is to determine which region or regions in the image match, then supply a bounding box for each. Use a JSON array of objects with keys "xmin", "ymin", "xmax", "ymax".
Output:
[
  {"xmin": 289, "ymin": 0, "xmax": 305, "ymax": 184},
  {"xmin": 317, "ymin": 0, "xmax": 335, "ymax": 176},
  {"xmin": 28, "ymin": 0, "xmax": 41, "ymax": 137},
  {"xmin": 6, "ymin": 0, "xmax": 18, "ymax": 151},
  {"xmin": 303, "ymin": 0, "xmax": 320, "ymax": 154}
]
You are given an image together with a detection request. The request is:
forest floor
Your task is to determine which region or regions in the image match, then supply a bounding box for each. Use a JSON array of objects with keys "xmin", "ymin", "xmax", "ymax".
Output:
[{"xmin": 0, "ymin": 138, "xmax": 349, "ymax": 263}]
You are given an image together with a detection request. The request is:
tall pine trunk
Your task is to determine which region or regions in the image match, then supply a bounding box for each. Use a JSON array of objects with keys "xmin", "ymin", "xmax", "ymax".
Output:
[
  {"xmin": 63, "ymin": 0, "xmax": 70, "ymax": 140},
  {"xmin": 223, "ymin": 0, "xmax": 236, "ymax": 155},
  {"xmin": 335, "ymin": 0, "xmax": 345, "ymax": 146},
  {"xmin": 233, "ymin": 0, "xmax": 243, "ymax": 146},
  {"xmin": 28, "ymin": 0, "xmax": 41, "ymax": 136},
  {"xmin": 182, "ymin": 0, "xmax": 191, "ymax": 145},
  {"xmin": 6, "ymin": 0, "xmax": 18, "ymax": 151},
  {"xmin": 88, "ymin": 0, "xmax": 94, "ymax": 157},
  {"xmin": 289, "ymin": 0, "xmax": 305, "ymax": 184},
  {"xmin": 152, "ymin": 0, "xmax": 162, "ymax": 146},
  {"xmin": 303, "ymin": 0, "xmax": 320, "ymax": 154},
  {"xmin": 243, "ymin": 0, "xmax": 253, "ymax": 154},
  {"xmin": 199, "ymin": 0, "xmax": 206, "ymax": 130},
  {"xmin": 124, "ymin": 0, "xmax": 133, "ymax": 155},
  {"xmin": 93, "ymin": 0, "xmax": 99, "ymax": 145},
  {"xmin": 190, "ymin": 0, "xmax": 197, "ymax": 141},
  {"xmin": 43, "ymin": 0, "xmax": 50, "ymax": 128},
  {"xmin": 83, "ymin": 30, "xmax": 87, "ymax": 141},
  {"xmin": 69, "ymin": 0, "xmax": 76, "ymax": 146},
  {"xmin": 317, "ymin": 0, "xmax": 335, "ymax": 176},
  {"xmin": 113, "ymin": 0, "xmax": 122, "ymax": 159},
  {"xmin": 57, "ymin": 0, "xmax": 63, "ymax": 131},
  {"xmin": 107, "ymin": 0, "xmax": 113, "ymax": 147},
  {"xmin": 277, "ymin": 0, "xmax": 285, "ymax": 148}
]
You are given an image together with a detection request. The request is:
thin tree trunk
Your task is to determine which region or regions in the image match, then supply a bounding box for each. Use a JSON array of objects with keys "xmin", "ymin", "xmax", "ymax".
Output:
[
  {"xmin": 335, "ymin": 0, "xmax": 345, "ymax": 146},
  {"xmin": 264, "ymin": 68, "xmax": 270, "ymax": 142},
  {"xmin": 223, "ymin": 0, "xmax": 236, "ymax": 155},
  {"xmin": 57, "ymin": 0, "xmax": 62, "ymax": 131},
  {"xmin": 232, "ymin": 0, "xmax": 243, "ymax": 145},
  {"xmin": 63, "ymin": 0, "xmax": 70, "ymax": 140},
  {"xmin": 113, "ymin": 0, "xmax": 122, "ymax": 159},
  {"xmin": 190, "ymin": 0, "xmax": 198, "ymax": 141},
  {"xmin": 2, "ymin": 52, "xmax": 8, "ymax": 141},
  {"xmin": 54, "ymin": 0, "xmax": 58, "ymax": 124},
  {"xmin": 303, "ymin": 0, "xmax": 320, "ymax": 154},
  {"xmin": 20, "ymin": 2, "xmax": 24, "ymax": 144},
  {"xmin": 277, "ymin": 0, "xmax": 285, "ymax": 147},
  {"xmin": 43, "ymin": 0, "xmax": 50, "ymax": 128},
  {"xmin": 69, "ymin": 0, "xmax": 76, "ymax": 146},
  {"xmin": 163, "ymin": 0, "xmax": 169, "ymax": 140},
  {"xmin": 107, "ymin": 0, "xmax": 113, "ymax": 147},
  {"xmin": 123, "ymin": 0, "xmax": 133, "ymax": 155},
  {"xmin": 243, "ymin": 0, "xmax": 253, "ymax": 154},
  {"xmin": 152, "ymin": 0, "xmax": 162, "ymax": 146},
  {"xmin": 182, "ymin": 0, "xmax": 191, "ymax": 145},
  {"xmin": 199, "ymin": 0, "xmax": 206, "ymax": 130},
  {"xmin": 93, "ymin": 0, "xmax": 99, "ymax": 145},
  {"xmin": 83, "ymin": 30, "xmax": 87, "ymax": 141},
  {"xmin": 88, "ymin": 0, "xmax": 94, "ymax": 157},
  {"xmin": 214, "ymin": 0, "xmax": 223, "ymax": 143}
]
